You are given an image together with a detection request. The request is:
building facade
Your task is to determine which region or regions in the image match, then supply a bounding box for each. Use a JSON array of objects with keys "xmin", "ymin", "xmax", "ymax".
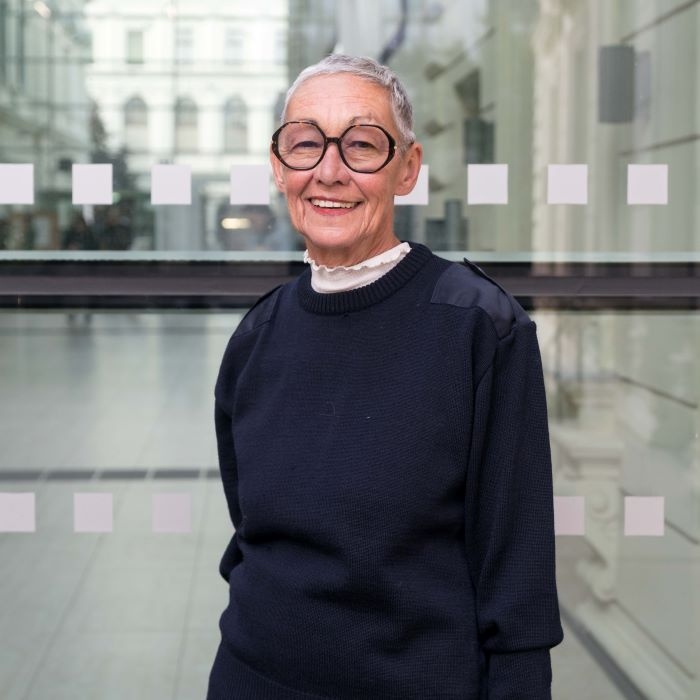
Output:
[
  {"xmin": 84, "ymin": 0, "xmax": 288, "ymax": 249},
  {"xmin": 0, "ymin": 0, "xmax": 92, "ymax": 248}
]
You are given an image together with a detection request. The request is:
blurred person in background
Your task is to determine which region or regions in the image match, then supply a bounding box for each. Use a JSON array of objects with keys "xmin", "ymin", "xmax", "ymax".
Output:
[
  {"xmin": 100, "ymin": 206, "xmax": 132, "ymax": 250},
  {"xmin": 0, "ymin": 215, "xmax": 8, "ymax": 249},
  {"xmin": 62, "ymin": 212, "xmax": 98, "ymax": 251},
  {"xmin": 5, "ymin": 213, "xmax": 37, "ymax": 250}
]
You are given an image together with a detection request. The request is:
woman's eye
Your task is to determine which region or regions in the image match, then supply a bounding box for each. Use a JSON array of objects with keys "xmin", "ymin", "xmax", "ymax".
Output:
[
  {"xmin": 347, "ymin": 140, "xmax": 376, "ymax": 151},
  {"xmin": 292, "ymin": 140, "xmax": 321, "ymax": 150}
]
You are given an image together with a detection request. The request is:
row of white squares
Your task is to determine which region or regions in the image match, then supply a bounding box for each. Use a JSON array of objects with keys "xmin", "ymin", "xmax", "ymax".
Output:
[
  {"xmin": 0, "ymin": 492, "xmax": 191, "ymax": 534},
  {"xmin": 0, "ymin": 493, "xmax": 665, "ymax": 535},
  {"xmin": 555, "ymin": 495, "xmax": 665, "ymax": 536},
  {"xmin": 0, "ymin": 163, "xmax": 669, "ymax": 206}
]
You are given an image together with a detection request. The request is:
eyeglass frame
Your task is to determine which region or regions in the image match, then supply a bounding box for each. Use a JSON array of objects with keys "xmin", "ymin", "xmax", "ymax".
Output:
[{"xmin": 270, "ymin": 121, "xmax": 401, "ymax": 174}]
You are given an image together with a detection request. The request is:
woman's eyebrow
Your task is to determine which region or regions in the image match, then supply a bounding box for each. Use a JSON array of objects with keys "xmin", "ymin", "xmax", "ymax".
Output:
[
  {"xmin": 291, "ymin": 115, "xmax": 380, "ymax": 127},
  {"xmin": 348, "ymin": 114, "xmax": 378, "ymax": 124}
]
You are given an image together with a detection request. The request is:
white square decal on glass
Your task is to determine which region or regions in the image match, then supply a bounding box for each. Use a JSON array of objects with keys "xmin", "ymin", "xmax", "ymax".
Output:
[
  {"xmin": 74, "ymin": 492, "xmax": 113, "ymax": 533},
  {"xmin": 467, "ymin": 164, "xmax": 508, "ymax": 204},
  {"xmin": 627, "ymin": 164, "xmax": 668, "ymax": 205},
  {"xmin": 151, "ymin": 164, "xmax": 192, "ymax": 205},
  {"xmin": 0, "ymin": 492, "xmax": 36, "ymax": 532},
  {"xmin": 395, "ymin": 164, "xmax": 429, "ymax": 206},
  {"xmin": 547, "ymin": 164, "xmax": 588, "ymax": 204},
  {"xmin": 0, "ymin": 164, "xmax": 34, "ymax": 204},
  {"xmin": 230, "ymin": 164, "xmax": 271, "ymax": 205},
  {"xmin": 553, "ymin": 496, "xmax": 585, "ymax": 535},
  {"xmin": 72, "ymin": 164, "xmax": 113, "ymax": 205},
  {"xmin": 152, "ymin": 493, "xmax": 191, "ymax": 534},
  {"xmin": 624, "ymin": 496, "xmax": 664, "ymax": 536}
]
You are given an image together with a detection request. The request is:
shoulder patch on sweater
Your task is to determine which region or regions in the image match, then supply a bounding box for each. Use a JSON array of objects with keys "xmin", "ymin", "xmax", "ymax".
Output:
[
  {"xmin": 430, "ymin": 259, "xmax": 525, "ymax": 338},
  {"xmin": 234, "ymin": 284, "xmax": 283, "ymax": 336}
]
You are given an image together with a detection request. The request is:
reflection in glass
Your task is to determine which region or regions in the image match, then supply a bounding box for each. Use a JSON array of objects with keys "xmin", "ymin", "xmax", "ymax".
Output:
[
  {"xmin": 1, "ymin": 1, "xmax": 697, "ymax": 255},
  {"xmin": 174, "ymin": 97, "xmax": 198, "ymax": 153},
  {"xmin": 223, "ymin": 96, "xmax": 248, "ymax": 154},
  {"xmin": 536, "ymin": 309, "xmax": 700, "ymax": 700},
  {"xmin": 0, "ymin": 308, "xmax": 697, "ymax": 699},
  {"xmin": 124, "ymin": 96, "xmax": 149, "ymax": 152},
  {"xmin": 126, "ymin": 29, "xmax": 144, "ymax": 65}
]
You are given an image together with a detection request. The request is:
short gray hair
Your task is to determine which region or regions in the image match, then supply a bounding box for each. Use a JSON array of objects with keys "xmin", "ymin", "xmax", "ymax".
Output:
[{"xmin": 281, "ymin": 54, "xmax": 415, "ymax": 146}]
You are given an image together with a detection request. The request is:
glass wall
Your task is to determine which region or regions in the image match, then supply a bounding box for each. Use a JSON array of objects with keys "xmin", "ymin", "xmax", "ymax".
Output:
[
  {"xmin": 1, "ymin": 0, "xmax": 696, "ymax": 256},
  {"xmin": 1, "ymin": 1, "xmax": 698, "ymax": 698},
  {"xmin": 1, "ymin": 308, "xmax": 697, "ymax": 698}
]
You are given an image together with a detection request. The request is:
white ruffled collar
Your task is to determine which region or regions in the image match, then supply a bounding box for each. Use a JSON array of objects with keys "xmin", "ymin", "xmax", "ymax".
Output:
[{"xmin": 304, "ymin": 242, "xmax": 411, "ymax": 293}]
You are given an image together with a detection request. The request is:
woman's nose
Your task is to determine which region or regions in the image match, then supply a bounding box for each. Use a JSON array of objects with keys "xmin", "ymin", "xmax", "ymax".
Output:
[{"xmin": 315, "ymin": 141, "xmax": 350, "ymax": 185}]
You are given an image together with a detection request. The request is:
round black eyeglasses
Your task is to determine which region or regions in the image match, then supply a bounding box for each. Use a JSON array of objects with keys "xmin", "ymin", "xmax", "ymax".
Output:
[{"xmin": 271, "ymin": 121, "xmax": 398, "ymax": 174}]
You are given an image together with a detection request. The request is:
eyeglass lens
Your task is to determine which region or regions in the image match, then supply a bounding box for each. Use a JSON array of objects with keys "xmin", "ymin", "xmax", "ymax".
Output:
[{"xmin": 275, "ymin": 123, "xmax": 392, "ymax": 172}]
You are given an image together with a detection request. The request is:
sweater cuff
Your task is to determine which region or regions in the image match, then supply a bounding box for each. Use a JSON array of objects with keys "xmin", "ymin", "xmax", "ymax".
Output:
[{"xmin": 486, "ymin": 648, "xmax": 553, "ymax": 700}]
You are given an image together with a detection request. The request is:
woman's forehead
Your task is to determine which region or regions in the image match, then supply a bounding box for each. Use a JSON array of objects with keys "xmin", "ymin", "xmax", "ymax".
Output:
[{"xmin": 286, "ymin": 74, "xmax": 393, "ymax": 126}]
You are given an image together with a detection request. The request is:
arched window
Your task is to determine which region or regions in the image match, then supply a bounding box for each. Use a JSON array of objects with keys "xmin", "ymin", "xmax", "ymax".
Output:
[
  {"xmin": 124, "ymin": 96, "xmax": 148, "ymax": 151},
  {"xmin": 174, "ymin": 97, "xmax": 198, "ymax": 152},
  {"xmin": 223, "ymin": 96, "xmax": 247, "ymax": 153}
]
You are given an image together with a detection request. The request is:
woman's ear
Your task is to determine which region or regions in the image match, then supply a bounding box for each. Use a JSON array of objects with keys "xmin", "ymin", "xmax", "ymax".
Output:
[
  {"xmin": 270, "ymin": 147, "xmax": 286, "ymax": 193},
  {"xmin": 394, "ymin": 142, "xmax": 423, "ymax": 197}
]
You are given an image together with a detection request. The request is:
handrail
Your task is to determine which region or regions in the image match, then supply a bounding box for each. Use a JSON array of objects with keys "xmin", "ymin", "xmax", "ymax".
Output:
[{"xmin": 0, "ymin": 259, "xmax": 698, "ymax": 310}]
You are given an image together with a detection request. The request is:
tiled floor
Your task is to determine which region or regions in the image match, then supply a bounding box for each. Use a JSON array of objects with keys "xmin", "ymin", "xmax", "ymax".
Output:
[
  {"xmin": 0, "ymin": 476, "xmax": 231, "ymax": 700},
  {"xmin": 0, "ymin": 311, "xmax": 626, "ymax": 699}
]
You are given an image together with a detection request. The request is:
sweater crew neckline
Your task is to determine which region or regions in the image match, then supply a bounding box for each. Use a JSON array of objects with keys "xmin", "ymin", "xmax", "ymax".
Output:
[{"xmin": 297, "ymin": 242, "xmax": 433, "ymax": 315}]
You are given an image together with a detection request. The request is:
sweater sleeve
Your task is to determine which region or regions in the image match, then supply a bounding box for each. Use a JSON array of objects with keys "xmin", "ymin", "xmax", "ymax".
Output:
[
  {"xmin": 212, "ymin": 286, "xmax": 283, "ymax": 584},
  {"xmin": 465, "ymin": 319, "xmax": 564, "ymax": 699},
  {"xmin": 215, "ymin": 398, "xmax": 244, "ymax": 583}
]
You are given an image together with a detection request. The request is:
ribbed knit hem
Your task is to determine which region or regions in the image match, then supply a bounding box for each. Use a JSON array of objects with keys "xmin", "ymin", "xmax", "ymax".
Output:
[
  {"xmin": 296, "ymin": 242, "xmax": 433, "ymax": 315},
  {"xmin": 486, "ymin": 648, "xmax": 553, "ymax": 700},
  {"xmin": 207, "ymin": 640, "xmax": 333, "ymax": 699}
]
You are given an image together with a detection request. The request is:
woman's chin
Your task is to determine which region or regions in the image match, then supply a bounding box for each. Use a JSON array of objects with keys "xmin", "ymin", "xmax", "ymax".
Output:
[{"xmin": 301, "ymin": 229, "xmax": 361, "ymax": 258}]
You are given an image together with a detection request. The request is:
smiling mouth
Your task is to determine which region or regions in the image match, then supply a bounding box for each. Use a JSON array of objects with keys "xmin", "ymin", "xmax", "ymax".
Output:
[{"xmin": 309, "ymin": 198, "xmax": 359, "ymax": 209}]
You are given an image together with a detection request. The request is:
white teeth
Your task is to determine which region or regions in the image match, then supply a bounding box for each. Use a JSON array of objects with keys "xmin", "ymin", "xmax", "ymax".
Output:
[{"xmin": 310, "ymin": 199, "xmax": 356, "ymax": 209}]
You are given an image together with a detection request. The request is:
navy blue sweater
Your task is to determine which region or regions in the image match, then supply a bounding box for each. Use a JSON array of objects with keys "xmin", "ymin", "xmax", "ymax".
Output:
[{"xmin": 209, "ymin": 243, "xmax": 563, "ymax": 699}]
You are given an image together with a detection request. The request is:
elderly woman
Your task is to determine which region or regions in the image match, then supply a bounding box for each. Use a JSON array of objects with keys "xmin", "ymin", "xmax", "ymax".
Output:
[{"xmin": 207, "ymin": 54, "xmax": 563, "ymax": 699}]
